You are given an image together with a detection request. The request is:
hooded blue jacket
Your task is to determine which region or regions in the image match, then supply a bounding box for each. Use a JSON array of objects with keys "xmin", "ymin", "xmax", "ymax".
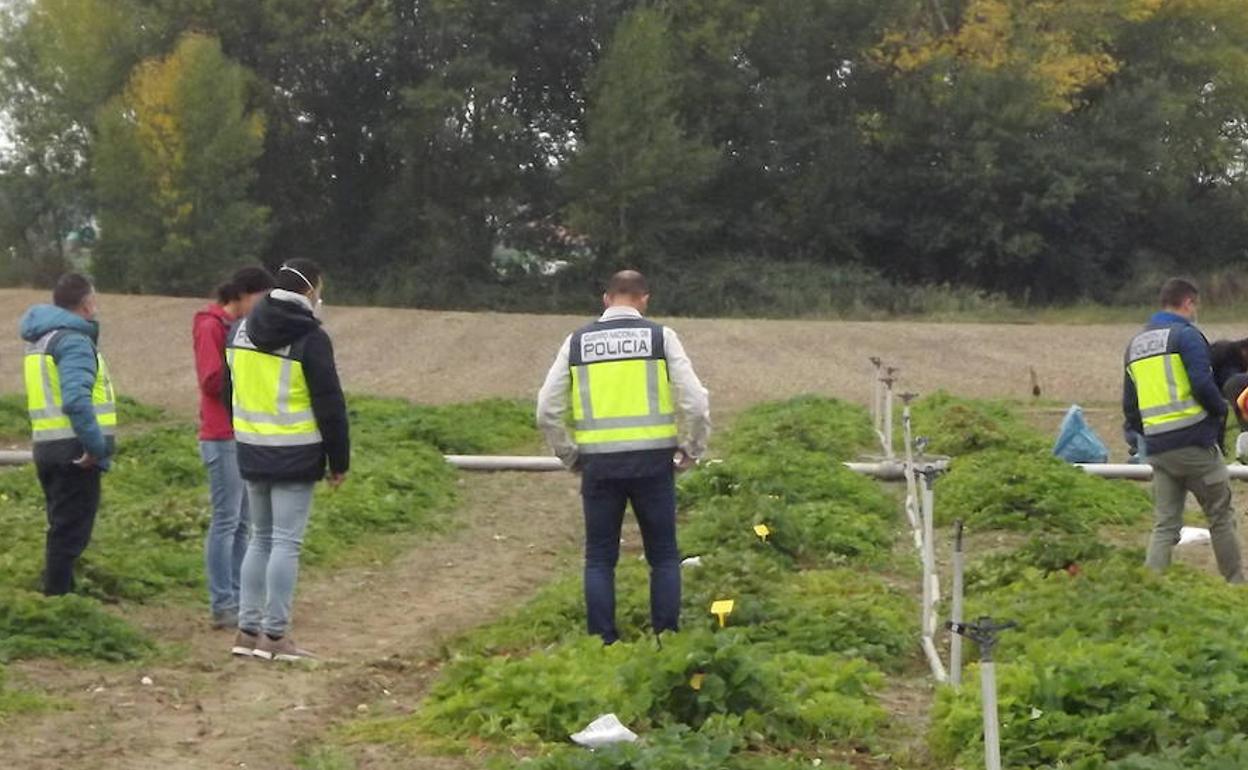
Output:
[
  {"xmin": 1123, "ymin": 311, "xmax": 1227, "ymax": 455},
  {"xmin": 19, "ymin": 304, "xmax": 113, "ymax": 469}
]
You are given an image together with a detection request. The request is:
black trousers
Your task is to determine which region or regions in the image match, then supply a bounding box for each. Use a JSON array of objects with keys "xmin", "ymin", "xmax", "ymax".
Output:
[{"xmin": 36, "ymin": 462, "xmax": 102, "ymax": 596}]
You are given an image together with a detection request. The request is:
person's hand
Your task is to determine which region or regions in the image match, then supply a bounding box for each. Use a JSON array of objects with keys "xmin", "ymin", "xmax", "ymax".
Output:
[
  {"xmin": 674, "ymin": 450, "xmax": 697, "ymax": 473},
  {"xmin": 73, "ymin": 453, "xmax": 98, "ymax": 470},
  {"xmin": 327, "ymin": 472, "xmax": 347, "ymax": 489},
  {"xmin": 1236, "ymin": 432, "xmax": 1248, "ymax": 463}
]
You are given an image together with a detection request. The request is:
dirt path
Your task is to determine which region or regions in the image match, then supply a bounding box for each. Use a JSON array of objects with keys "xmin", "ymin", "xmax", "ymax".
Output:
[{"xmin": 0, "ymin": 472, "xmax": 583, "ymax": 770}]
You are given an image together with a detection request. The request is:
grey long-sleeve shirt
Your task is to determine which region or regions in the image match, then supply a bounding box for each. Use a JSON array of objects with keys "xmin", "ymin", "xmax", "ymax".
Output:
[{"xmin": 536, "ymin": 306, "xmax": 711, "ymax": 469}]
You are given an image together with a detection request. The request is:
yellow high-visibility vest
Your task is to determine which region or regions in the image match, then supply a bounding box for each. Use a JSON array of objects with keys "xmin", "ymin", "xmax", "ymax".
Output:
[
  {"xmin": 24, "ymin": 330, "xmax": 117, "ymax": 443},
  {"xmin": 226, "ymin": 320, "xmax": 321, "ymax": 447},
  {"xmin": 1125, "ymin": 325, "xmax": 1209, "ymax": 436},
  {"xmin": 568, "ymin": 319, "xmax": 678, "ymax": 454}
]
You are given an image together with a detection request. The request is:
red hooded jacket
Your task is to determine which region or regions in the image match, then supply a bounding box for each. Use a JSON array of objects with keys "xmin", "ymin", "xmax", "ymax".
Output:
[{"xmin": 193, "ymin": 303, "xmax": 236, "ymax": 440}]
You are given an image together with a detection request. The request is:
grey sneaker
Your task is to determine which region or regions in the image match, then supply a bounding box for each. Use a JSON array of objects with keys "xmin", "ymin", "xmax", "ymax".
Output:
[
  {"xmin": 212, "ymin": 610, "xmax": 239, "ymax": 630},
  {"xmin": 254, "ymin": 635, "xmax": 316, "ymax": 662},
  {"xmin": 231, "ymin": 629, "xmax": 260, "ymax": 658}
]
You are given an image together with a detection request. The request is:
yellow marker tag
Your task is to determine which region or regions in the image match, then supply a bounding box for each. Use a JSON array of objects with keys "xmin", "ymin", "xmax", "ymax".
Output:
[
  {"xmin": 690, "ymin": 673, "xmax": 705, "ymax": 691},
  {"xmin": 753, "ymin": 524, "xmax": 771, "ymax": 542},
  {"xmin": 710, "ymin": 599, "xmax": 735, "ymax": 628}
]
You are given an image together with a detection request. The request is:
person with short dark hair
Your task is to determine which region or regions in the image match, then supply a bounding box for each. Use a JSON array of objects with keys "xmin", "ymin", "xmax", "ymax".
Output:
[
  {"xmin": 193, "ymin": 265, "xmax": 275, "ymax": 629},
  {"xmin": 1210, "ymin": 337, "xmax": 1248, "ymax": 391},
  {"xmin": 1123, "ymin": 278, "xmax": 1243, "ymax": 582},
  {"xmin": 536, "ymin": 270, "xmax": 711, "ymax": 643},
  {"xmin": 20, "ymin": 273, "xmax": 116, "ymax": 595},
  {"xmin": 224, "ymin": 259, "xmax": 349, "ymax": 661}
]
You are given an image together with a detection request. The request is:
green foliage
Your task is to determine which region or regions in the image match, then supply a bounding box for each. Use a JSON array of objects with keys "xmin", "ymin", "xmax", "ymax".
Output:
[
  {"xmin": 0, "ymin": 664, "xmax": 55, "ymax": 721},
  {"xmin": 681, "ymin": 496, "xmax": 895, "ymax": 569},
  {"xmin": 486, "ymin": 722, "xmax": 841, "ymax": 770},
  {"xmin": 966, "ymin": 534, "xmax": 1115, "ymax": 591},
  {"xmin": 911, "ymin": 391, "xmax": 1047, "ymax": 457},
  {"xmin": 717, "ymin": 396, "xmax": 875, "ymax": 461},
  {"xmin": 564, "ymin": 6, "xmax": 719, "ymax": 271},
  {"xmin": 932, "ymin": 560, "xmax": 1248, "ymax": 768},
  {"xmin": 0, "ymin": 591, "xmax": 151, "ymax": 662},
  {"xmin": 409, "ymin": 630, "xmax": 884, "ymax": 749},
  {"xmin": 5, "ymin": 0, "xmax": 1248, "ymax": 308},
  {"xmin": 680, "ymin": 455, "xmax": 895, "ymax": 510},
  {"xmin": 93, "ymin": 32, "xmax": 269, "ymax": 294},
  {"xmin": 0, "ymin": 394, "xmax": 27, "ymax": 442},
  {"xmin": 345, "ymin": 396, "xmax": 539, "ymax": 455},
  {"xmin": 116, "ymin": 395, "xmax": 165, "ymax": 425},
  {"xmin": 1109, "ymin": 732, "xmax": 1248, "ymax": 770},
  {"xmin": 937, "ymin": 449, "xmax": 1150, "ymax": 532}
]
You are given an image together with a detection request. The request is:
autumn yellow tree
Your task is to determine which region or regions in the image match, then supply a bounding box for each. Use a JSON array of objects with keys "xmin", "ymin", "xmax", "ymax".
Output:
[{"xmin": 93, "ymin": 32, "xmax": 268, "ymax": 293}]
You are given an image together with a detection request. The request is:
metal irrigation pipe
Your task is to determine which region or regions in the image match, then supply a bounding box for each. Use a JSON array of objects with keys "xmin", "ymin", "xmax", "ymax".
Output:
[
  {"xmin": 918, "ymin": 463, "xmax": 949, "ymax": 683},
  {"xmin": 948, "ymin": 618, "xmax": 1017, "ymax": 770},
  {"xmin": 900, "ymin": 393, "xmax": 920, "ymax": 532},
  {"xmin": 869, "ymin": 356, "xmax": 883, "ymax": 435},
  {"xmin": 883, "ymin": 369, "xmax": 898, "ymax": 460},
  {"xmin": 949, "ymin": 519, "xmax": 966, "ymax": 687},
  {"xmin": 0, "ymin": 451, "xmax": 949, "ymax": 477}
]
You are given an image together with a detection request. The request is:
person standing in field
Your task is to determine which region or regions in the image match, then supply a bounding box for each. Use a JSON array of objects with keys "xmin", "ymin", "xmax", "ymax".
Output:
[
  {"xmin": 1123, "ymin": 277, "xmax": 1244, "ymax": 582},
  {"xmin": 20, "ymin": 274, "xmax": 116, "ymax": 596},
  {"xmin": 537, "ymin": 270, "xmax": 711, "ymax": 643},
  {"xmin": 225, "ymin": 259, "xmax": 350, "ymax": 661},
  {"xmin": 193, "ymin": 266, "xmax": 274, "ymax": 629}
]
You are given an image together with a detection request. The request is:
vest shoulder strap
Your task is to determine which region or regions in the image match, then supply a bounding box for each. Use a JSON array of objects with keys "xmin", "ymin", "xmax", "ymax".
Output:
[
  {"xmin": 29, "ymin": 328, "xmax": 96, "ymax": 359},
  {"xmin": 227, "ymin": 319, "xmax": 307, "ymax": 360}
]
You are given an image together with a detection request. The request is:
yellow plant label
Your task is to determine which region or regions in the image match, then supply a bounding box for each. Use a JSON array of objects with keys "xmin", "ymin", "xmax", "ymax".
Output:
[
  {"xmin": 753, "ymin": 524, "xmax": 771, "ymax": 542},
  {"xmin": 710, "ymin": 599, "xmax": 735, "ymax": 627}
]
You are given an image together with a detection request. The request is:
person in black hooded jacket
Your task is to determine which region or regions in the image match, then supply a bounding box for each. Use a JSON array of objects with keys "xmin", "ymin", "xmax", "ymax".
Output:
[{"xmin": 222, "ymin": 259, "xmax": 349, "ymax": 661}]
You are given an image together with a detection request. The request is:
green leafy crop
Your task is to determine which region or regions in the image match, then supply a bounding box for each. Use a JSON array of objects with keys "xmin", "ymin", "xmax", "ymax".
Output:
[
  {"xmin": 937, "ymin": 449, "xmax": 1150, "ymax": 532},
  {"xmin": 911, "ymin": 391, "xmax": 1048, "ymax": 457}
]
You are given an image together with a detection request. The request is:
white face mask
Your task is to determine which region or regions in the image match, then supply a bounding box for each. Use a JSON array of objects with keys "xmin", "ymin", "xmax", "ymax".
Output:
[{"xmin": 314, "ymin": 297, "xmax": 324, "ymax": 318}]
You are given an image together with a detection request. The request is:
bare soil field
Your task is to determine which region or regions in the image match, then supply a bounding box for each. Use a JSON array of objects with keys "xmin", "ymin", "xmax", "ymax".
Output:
[{"xmin": 8, "ymin": 288, "xmax": 1236, "ymax": 416}]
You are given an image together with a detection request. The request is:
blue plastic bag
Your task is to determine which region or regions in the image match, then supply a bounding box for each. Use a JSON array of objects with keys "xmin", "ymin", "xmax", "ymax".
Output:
[{"xmin": 1053, "ymin": 404, "xmax": 1109, "ymax": 464}]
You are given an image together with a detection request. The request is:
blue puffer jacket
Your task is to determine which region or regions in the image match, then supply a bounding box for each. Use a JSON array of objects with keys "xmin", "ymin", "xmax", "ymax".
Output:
[
  {"xmin": 19, "ymin": 304, "xmax": 113, "ymax": 469},
  {"xmin": 1123, "ymin": 311, "xmax": 1227, "ymax": 456}
]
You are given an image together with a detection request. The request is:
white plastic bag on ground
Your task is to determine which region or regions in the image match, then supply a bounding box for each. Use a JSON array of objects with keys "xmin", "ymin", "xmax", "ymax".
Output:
[
  {"xmin": 1178, "ymin": 527, "xmax": 1211, "ymax": 546},
  {"xmin": 570, "ymin": 714, "xmax": 638, "ymax": 748}
]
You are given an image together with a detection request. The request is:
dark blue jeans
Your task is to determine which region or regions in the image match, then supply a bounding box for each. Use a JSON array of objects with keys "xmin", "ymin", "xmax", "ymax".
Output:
[{"xmin": 582, "ymin": 470, "xmax": 681, "ymax": 643}]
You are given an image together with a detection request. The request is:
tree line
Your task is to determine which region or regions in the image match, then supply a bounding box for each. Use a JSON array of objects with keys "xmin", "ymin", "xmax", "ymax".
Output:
[{"xmin": 2, "ymin": 0, "xmax": 1247, "ymax": 315}]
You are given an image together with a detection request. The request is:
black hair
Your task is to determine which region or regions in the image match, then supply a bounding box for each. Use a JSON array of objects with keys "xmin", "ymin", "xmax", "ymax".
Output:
[
  {"xmin": 52, "ymin": 273, "xmax": 94, "ymax": 310},
  {"xmin": 273, "ymin": 259, "xmax": 323, "ymax": 294},
  {"xmin": 1159, "ymin": 277, "xmax": 1199, "ymax": 309},
  {"xmin": 215, "ymin": 265, "xmax": 275, "ymax": 304}
]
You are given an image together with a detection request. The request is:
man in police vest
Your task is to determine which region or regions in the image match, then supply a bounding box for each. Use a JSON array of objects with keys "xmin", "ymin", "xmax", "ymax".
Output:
[
  {"xmin": 1123, "ymin": 277, "xmax": 1244, "ymax": 582},
  {"xmin": 19, "ymin": 274, "xmax": 117, "ymax": 595},
  {"xmin": 537, "ymin": 270, "xmax": 711, "ymax": 643}
]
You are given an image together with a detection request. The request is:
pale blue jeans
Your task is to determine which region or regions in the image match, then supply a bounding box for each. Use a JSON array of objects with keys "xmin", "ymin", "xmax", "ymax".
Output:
[
  {"xmin": 238, "ymin": 481, "xmax": 316, "ymax": 637},
  {"xmin": 200, "ymin": 440, "xmax": 249, "ymax": 617}
]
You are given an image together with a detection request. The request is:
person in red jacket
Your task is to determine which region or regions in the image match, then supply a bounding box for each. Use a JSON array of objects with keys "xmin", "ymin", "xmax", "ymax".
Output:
[{"xmin": 194, "ymin": 266, "xmax": 274, "ymax": 628}]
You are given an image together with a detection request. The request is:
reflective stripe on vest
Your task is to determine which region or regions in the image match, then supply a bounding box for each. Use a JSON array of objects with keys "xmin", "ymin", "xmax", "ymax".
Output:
[
  {"xmin": 568, "ymin": 321, "xmax": 677, "ymax": 455},
  {"xmin": 23, "ymin": 330, "xmax": 118, "ymax": 443},
  {"xmin": 1125, "ymin": 326, "xmax": 1209, "ymax": 436},
  {"xmin": 226, "ymin": 321, "xmax": 321, "ymax": 447}
]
